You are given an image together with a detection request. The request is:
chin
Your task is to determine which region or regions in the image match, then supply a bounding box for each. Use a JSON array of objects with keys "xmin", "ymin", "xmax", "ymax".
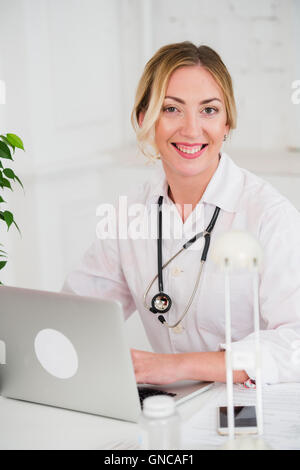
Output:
[
  {"xmin": 166, "ymin": 157, "xmax": 212, "ymax": 177},
  {"xmin": 177, "ymin": 166, "xmax": 208, "ymax": 178}
]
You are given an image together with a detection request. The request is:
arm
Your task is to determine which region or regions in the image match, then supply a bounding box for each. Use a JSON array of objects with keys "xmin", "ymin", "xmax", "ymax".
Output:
[
  {"xmin": 180, "ymin": 351, "xmax": 249, "ymax": 383},
  {"xmin": 131, "ymin": 349, "xmax": 249, "ymax": 384},
  {"xmin": 61, "ymin": 235, "xmax": 136, "ymax": 320},
  {"xmin": 220, "ymin": 201, "xmax": 300, "ymax": 385}
]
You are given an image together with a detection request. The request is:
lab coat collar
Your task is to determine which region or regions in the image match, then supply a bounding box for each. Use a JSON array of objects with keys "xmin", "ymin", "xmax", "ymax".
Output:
[
  {"xmin": 201, "ymin": 152, "xmax": 244, "ymax": 213},
  {"xmin": 147, "ymin": 152, "xmax": 244, "ymax": 213}
]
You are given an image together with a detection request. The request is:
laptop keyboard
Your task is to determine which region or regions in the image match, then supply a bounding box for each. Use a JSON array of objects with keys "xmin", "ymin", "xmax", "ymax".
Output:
[{"xmin": 138, "ymin": 387, "xmax": 177, "ymax": 408}]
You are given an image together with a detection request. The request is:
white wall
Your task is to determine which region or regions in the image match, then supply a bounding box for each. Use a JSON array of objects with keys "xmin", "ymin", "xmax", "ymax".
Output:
[
  {"xmin": 289, "ymin": 0, "xmax": 300, "ymax": 148},
  {"xmin": 0, "ymin": 0, "xmax": 145, "ymax": 289},
  {"xmin": 0, "ymin": 0, "xmax": 299, "ymax": 350},
  {"xmin": 151, "ymin": 0, "xmax": 300, "ymax": 151}
]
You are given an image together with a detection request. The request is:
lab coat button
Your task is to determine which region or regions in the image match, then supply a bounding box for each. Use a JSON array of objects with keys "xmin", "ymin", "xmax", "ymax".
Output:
[{"xmin": 171, "ymin": 266, "xmax": 183, "ymax": 277}]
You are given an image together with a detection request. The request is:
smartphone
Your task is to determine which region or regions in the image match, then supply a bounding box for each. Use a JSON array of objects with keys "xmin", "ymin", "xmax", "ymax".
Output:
[{"xmin": 217, "ymin": 406, "xmax": 258, "ymax": 435}]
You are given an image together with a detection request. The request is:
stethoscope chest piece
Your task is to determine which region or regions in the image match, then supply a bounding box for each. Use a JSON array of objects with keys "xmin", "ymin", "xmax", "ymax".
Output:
[{"xmin": 150, "ymin": 292, "xmax": 172, "ymax": 314}]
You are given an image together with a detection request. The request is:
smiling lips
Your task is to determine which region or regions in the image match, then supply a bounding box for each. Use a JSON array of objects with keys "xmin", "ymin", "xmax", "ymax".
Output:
[{"xmin": 171, "ymin": 142, "xmax": 209, "ymax": 159}]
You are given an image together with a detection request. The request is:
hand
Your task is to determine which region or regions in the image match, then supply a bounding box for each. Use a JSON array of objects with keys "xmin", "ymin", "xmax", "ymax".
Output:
[{"xmin": 130, "ymin": 349, "xmax": 183, "ymax": 385}]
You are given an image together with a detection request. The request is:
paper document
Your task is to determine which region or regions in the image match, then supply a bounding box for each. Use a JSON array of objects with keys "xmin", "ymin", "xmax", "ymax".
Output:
[{"xmin": 182, "ymin": 382, "xmax": 300, "ymax": 450}]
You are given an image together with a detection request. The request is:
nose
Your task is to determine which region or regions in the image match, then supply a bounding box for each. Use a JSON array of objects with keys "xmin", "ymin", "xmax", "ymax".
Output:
[{"xmin": 180, "ymin": 111, "xmax": 203, "ymax": 140}]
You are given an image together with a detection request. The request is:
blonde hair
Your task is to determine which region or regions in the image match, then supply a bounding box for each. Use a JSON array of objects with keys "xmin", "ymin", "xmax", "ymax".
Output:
[{"xmin": 131, "ymin": 41, "xmax": 237, "ymax": 160}]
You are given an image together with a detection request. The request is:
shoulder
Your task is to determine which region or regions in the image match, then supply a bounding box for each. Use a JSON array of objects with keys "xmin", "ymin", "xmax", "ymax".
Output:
[
  {"xmin": 234, "ymin": 163, "xmax": 298, "ymax": 217},
  {"xmin": 233, "ymin": 164, "xmax": 300, "ymax": 238}
]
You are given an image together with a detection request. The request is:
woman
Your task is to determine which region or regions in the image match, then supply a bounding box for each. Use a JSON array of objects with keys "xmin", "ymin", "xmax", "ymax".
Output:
[{"xmin": 62, "ymin": 41, "xmax": 300, "ymax": 386}]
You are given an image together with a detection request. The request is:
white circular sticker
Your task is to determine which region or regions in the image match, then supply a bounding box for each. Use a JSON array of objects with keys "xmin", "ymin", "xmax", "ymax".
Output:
[{"xmin": 34, "ymin": 329, "xmax": 78, "ymax": 379}]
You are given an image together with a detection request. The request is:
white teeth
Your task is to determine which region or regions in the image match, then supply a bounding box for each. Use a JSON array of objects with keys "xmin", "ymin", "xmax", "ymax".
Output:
[{"xmin": 175, "ymin": 144, "xmax": 205, "ymax": 154}]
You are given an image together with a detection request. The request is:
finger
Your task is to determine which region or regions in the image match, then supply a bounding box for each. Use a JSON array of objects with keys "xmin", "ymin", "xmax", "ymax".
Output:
[
  {"xmin": 130, "ymin": 349, "xmax": 139, "ymax": 361},
  {"xmin": 130, "ymin": 348, "xmax": 143, "ymax": 358}
]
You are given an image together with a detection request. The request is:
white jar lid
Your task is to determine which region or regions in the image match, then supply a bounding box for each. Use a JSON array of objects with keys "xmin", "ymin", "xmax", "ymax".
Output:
[{"xmin": 143, "ymin": 395, "xmax": 176, "ymax": 418}]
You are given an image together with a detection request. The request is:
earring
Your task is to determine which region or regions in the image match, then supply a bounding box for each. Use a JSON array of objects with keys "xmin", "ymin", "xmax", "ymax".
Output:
[
  {"xmin": 146, "ymin": 153, "xmax": 161, "ymax": 166},
  {"xmin": 223, "ymin": 135, "xmax": 227, "ymax": 142}
]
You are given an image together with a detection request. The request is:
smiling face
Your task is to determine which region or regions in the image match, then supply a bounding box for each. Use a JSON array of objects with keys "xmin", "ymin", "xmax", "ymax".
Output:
[{"xmin": 154, "ymin": 65, "xmax": 229, "ymax": 180}]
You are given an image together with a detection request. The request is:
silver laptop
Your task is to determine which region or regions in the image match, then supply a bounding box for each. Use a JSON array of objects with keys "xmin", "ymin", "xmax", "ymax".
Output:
[{"xmin": 0, "ymin": 286, "xmax": 213, "ymax": 422}]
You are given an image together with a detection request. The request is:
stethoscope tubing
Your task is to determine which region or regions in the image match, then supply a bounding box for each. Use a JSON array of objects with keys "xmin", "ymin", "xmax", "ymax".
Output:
[{"xmin": 144, "ymin": 201, "xmax": 220, "ymax": 329}]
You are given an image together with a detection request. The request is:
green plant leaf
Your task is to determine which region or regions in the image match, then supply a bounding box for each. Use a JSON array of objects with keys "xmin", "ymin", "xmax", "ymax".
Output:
[
  {"xmin": 2, "ymin": 167, "xmax": 24, "ymax": 190},
  {"xmin": 14, "ymin": 174, "xmax": 24, "ymax": 191},
  {"xmin": 0, "ymin": 141, "xmax": 12, "ymax": 160},
  {"xmin": 0, "ymin": 135, "xmax": 15, "ymax": 153},
  {"xmin": 0, "ymin": 260, "xmax": 7, "ymax": 271},
  {"xmin": 0, "ymin": 175, "xmax": 12, "ymax": 190},
  {"xmin": 6, "ymin": 134, "xmax": 24, "ymax": 151},
  {"xmin": 0, "ymin": 212, "xmax": 21, "ymax": 236},
  {"xmin": 0, "ymin": 195, "xmax": 6, "ymax": 203},
  {"xmin": 3, "ymin": 168, "xmax": 15, "ymax": 179},
  {"xmin": 13, "ymin": 218, "xmax": 21, "ymax": 236},
  {"xmin": 3, "ymin": 210, "xmax": 13, "ymax": 230}
]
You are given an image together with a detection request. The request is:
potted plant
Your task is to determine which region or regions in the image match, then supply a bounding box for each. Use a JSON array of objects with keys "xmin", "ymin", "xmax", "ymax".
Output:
[{"xmin": 0, "ymin": 133, "xmax": 25, "ymax": 285}]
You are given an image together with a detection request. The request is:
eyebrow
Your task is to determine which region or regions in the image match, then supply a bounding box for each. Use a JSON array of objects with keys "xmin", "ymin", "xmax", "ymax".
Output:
[{"xmin": 164, "ymin": 96, "xmax": 222, "ymax": 105}]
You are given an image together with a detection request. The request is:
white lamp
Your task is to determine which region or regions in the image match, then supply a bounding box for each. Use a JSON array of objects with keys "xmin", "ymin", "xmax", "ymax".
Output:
[{"xmin": 211, "ymin": 230, "xmax": 270, "ymax": 450}]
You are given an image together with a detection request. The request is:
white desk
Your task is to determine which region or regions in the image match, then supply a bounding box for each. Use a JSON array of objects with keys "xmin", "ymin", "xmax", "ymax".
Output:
[
  {"xmin": 1, "ymin": 382, "xmax": 300, "ymax": 450},
  {"xmin": 0, "ymin": 383, "xmax": 215, "ymax": 450}
]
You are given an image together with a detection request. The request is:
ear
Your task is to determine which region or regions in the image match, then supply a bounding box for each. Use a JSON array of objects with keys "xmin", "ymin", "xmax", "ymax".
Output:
[{"xmin": 138, "ymin": 111, "xmax": 145, "ymax": 128}]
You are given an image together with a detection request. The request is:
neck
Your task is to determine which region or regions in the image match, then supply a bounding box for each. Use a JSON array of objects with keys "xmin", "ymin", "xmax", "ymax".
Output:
[{"xmin": 165, "ymin": 154, "xmax": 220, "ymax": 222}]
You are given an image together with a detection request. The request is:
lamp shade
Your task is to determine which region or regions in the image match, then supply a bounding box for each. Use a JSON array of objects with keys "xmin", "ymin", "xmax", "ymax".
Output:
[{"xmin": 211, "ymin": 230, "xmax": 263, "ymax": 271}]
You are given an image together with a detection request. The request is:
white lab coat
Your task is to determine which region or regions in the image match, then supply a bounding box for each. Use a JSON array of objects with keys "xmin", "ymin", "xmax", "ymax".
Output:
[{"xmin": 61, "ymin": 152, "xmax": 300, "ymax": 384}]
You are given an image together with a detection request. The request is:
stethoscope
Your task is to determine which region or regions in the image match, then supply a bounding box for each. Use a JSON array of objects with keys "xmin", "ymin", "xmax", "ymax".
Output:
[{"xmin": 143, "ymin": 195, "xmax": 220, "ymax": 332}]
